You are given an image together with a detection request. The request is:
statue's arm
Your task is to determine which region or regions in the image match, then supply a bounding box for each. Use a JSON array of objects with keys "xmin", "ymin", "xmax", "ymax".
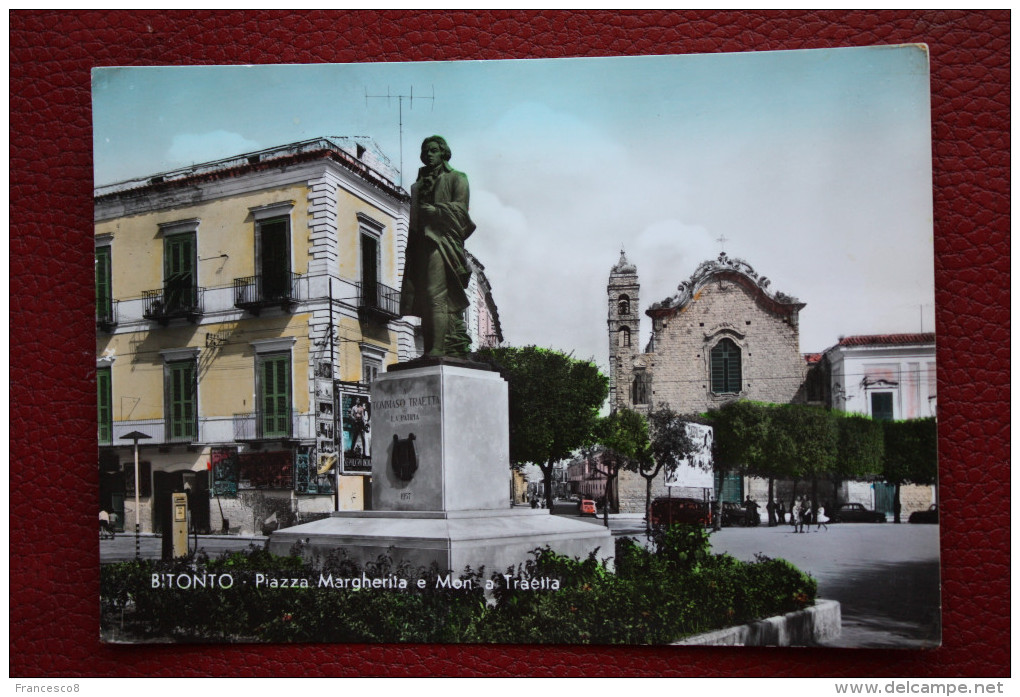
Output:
[{"xmin": 431, "ymin": 172, "xmax": 474, "ymax": 240}]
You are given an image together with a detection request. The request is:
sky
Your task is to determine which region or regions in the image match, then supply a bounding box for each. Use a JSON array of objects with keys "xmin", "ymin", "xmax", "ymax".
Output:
[{"xmin": 92, "ymin": 46, "xmax": 935, "ymax": 373}]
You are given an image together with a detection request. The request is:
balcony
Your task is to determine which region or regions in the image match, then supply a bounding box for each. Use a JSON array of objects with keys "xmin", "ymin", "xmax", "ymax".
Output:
[
  {"xmin": 233, "ymin": 273, "xmax": 298, "ymax": 315},
  {"xmin": 233, "ymin": 410, "xmax": 295, "ymax": 443},
  {"xmin": 142, "ymin": 284, "xmax": 205, "ymax": 325},
  {"xmin": 356, "ymin": 281, "xmax": 400, "ymax": 321},
  {"xmin": 103, "ymin": 418, "xmax": 198, "ymax": 448},
  {"xmin": 97, "ymin": 299, "xmax": 118, "ymax": 333}
]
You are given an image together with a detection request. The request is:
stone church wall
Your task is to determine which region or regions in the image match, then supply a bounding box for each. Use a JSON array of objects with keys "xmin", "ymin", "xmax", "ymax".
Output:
[{"xmin": 647, "ymin": 280, "xmax": 806, "ymax": 416}]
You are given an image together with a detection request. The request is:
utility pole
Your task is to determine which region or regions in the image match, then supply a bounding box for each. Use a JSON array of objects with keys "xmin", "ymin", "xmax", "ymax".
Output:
[{"xmin": 365, "ymin": 86, "xmax": 435, "ymax": 188}]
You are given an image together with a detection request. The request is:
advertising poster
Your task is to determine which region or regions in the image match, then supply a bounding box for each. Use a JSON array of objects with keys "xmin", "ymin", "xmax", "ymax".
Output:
[{"xmin": 340, "ymin": 392, "xmax": 372, "ymax": 475}]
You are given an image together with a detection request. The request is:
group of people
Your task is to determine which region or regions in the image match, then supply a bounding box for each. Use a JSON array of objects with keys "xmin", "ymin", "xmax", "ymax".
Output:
[{"xmin": 780, "ymin": 497, "xmax": 829, "ymax": 533}]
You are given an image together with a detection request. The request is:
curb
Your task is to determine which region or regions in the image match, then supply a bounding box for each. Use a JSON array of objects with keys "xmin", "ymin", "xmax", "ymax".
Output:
[{"xmin": 674, "ymin": 599, "xmax": 841, "ymax": 646}]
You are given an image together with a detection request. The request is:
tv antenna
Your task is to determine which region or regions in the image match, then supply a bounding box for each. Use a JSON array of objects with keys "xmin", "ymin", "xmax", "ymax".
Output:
[{"xmin": 365, "ymin": 85, "xmax": 435, "ymax": 187}]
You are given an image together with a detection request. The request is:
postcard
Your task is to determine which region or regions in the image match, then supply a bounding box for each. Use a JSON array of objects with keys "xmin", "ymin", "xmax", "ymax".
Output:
[{"xmin": 95, "ymin": 46, "xmax": 938, "ymax": 647}]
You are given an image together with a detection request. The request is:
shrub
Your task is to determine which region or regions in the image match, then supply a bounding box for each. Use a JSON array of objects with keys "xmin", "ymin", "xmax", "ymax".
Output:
[{"xmin": 100, "ymin": 527, "xmax": 817, "ymax": 644}]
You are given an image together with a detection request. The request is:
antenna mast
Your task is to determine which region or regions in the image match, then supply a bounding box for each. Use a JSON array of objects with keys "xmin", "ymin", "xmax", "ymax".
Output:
[{"xmin": 365, "ymin": 85, "xmax": 435, "ymax": 187}]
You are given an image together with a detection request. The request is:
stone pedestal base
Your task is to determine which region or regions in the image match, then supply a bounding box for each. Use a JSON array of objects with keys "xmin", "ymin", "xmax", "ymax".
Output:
[
  {"xmin": 268, "ymin": 362, "xmax": 614, "ymax": 574},
  {"xmin": 267, "ymin": 508, "xmax": 614, "ymax": 574}
]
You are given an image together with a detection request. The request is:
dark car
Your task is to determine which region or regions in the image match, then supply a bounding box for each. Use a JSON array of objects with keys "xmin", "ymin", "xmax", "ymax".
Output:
[
  {"xmin": 651, "ymin": 497, "xmax": 712, "ymax": 527},
  {"xmin": 908, "ymin": 504, "xmax": 939, "ymax": 524},
  {"xmin": 720, "ymin": 501, "xmax": 761, "ymax": 527},
  {"xmin": 832, "ymin": 502, "xmax": 886, "ymax": 523}
]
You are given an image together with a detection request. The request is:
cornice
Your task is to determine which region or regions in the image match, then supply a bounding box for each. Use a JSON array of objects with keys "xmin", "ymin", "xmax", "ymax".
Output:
[{"xmin": 646, "ymin": 252, "xmax": 804, "ymax": 319}]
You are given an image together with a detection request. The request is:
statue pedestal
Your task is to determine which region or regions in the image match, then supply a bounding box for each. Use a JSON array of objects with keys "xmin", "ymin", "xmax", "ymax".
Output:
[{"xmin": 268, "ymin": 362, "xmax": 613, "ymax": 574}]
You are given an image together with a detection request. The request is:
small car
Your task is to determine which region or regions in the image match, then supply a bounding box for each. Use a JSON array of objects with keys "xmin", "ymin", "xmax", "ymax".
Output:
[
  {"xmin": 908, "ymin": 504, "xmax": 939, "ymax": 524},
  {"xmin": 832, "ymin": 502, "xmax": 886, "ymax": 523},
  {"xmin": 720, "ymin": 501, "xmax": 751, "ymax": 527},
  {"xmin": 650, "ymin": 497, "xmax": 712, "ymax": 527},
  {"xmin": 578, "ymin": 499, "xmax": 598, "ymax": 517}
]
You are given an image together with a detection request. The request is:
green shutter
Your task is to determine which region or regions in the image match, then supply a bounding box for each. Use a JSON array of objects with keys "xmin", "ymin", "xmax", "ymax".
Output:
[
  {"xmin": 260, "ymin": 355, "xmax": 291, "ymax": 438},
  {"xmin": 711, "ymin": 339, "xmax": 742, "ymax": 394},
  {"xmin": 97, "ymin": 366, "xmax": 112, "ymax": 444},
  {"xmin": 167, "ymin": 361, "xmax": 197, "ymax": 440},
  {"xmin": 164, "ymin": 233, "xmax": 195, "ymax": 311},
  {"xmin": 96, "ymin": 247, "xmax": 112, "ymax": 320}
]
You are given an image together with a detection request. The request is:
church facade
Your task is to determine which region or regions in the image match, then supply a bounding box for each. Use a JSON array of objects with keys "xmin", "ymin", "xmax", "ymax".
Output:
[
  {"xmin": 604, "ymin": 251, "xmax": 935, "ymax": 519},
  {"xmin": 607, "ymin": 250, "xmax": 810, "ymax": 512}
]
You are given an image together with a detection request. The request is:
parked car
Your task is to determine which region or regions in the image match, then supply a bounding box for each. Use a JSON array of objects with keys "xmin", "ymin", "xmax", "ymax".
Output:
[
  {"xmin": 908, "ymin": 504, "xmax": 939, "ymax": 524},
  {"xmin": 832, "ymin": 502, "xmax": 886, "ymax": 523},
  {"xmin": 720, "ymin": 501, "xmax": 756, "ymax": 527},
  {"xmin": 650, "ymin": 497, "xmax": 712, "ymax": 527},
  {"xmin": 578, "ymin": 499, "xmax": 598, "ymax": 517}
]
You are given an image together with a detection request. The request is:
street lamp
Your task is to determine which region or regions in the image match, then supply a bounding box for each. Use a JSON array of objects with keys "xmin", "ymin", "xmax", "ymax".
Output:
[{"xmin": 121, "ymin": 430, "xmax": 151, "ymax": 559}]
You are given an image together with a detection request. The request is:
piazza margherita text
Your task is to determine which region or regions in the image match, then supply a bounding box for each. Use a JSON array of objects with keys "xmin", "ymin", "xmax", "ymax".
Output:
[{"xmin": 149, "ymin": 571, "xmax": 560, "ymax": 591}]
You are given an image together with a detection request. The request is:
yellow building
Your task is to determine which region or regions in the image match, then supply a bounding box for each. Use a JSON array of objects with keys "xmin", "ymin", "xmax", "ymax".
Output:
[{"xmin": 96, "ymin": 138, "xmax": 414, "ymax": 535}]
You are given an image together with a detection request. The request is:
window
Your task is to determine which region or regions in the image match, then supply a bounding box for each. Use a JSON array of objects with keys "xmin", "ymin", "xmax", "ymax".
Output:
[
  {"xmin": 871, "ymin": 392, "xmax": 894, "ymax": 421},
  {"xmin": 618, "ymin": 326, "xmax": 631, "ymax": 348},
  {"xmin": 631, "ymin": 371, "xmax": 650, "ymax": 405},
  {"xmin": 96, "ymin": 245, "xmax": 113, "ymax": 323},
  {"xmin": 164, "ymin": 232, "xmax": 197, "ymax": 313},
  {"xmin": 618, "ymin": 295, "xmax": 630, "ymax": 315},
  {"xmin": 258, "ymin": 217, "xmax": 291, "ymax": 300},
  {"xmin": 710, "ymin": 338, "xmax": 741, "ymax": 394},
  {"xmin": 362, "ymin": 360, "xmax": 380, "ymax": 385},
  {"xmin": 97, "ymin": 366, "xmax": 112, "ymax": 444},
  {"xmin": 165, "ymin": 360, "xmax": 197, "ymax": 441},
  {"xmin": 258, "ymin": 353, "xmax": 291, "ymax": 438}
]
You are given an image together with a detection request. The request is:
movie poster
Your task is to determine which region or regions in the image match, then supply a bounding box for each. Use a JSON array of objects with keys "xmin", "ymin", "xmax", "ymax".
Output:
[{"xmin": 340, "ymin": 392, "xmax": 372, "ymax": 475}]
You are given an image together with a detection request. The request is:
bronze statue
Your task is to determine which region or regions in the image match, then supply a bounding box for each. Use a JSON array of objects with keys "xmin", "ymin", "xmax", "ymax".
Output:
[{"xmin": 399, "ymin": 136, "xmax": 475, "ymax": 357}]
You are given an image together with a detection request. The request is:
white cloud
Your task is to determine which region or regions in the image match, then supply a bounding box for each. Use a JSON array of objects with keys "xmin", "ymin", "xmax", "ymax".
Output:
[{"xmin": 165, "ymin": 131, "xmax": 261, "ymax": 168}]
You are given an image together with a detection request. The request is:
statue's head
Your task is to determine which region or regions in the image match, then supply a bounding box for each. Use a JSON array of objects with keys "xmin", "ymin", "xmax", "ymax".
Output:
[{"xmin": 420, "ymin": 135, "xmax": 452, "ymax": 165}]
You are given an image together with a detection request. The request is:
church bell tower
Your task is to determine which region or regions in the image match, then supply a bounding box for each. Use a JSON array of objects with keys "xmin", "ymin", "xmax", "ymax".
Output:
[{"xmin": 607, "ymin": 250, "xmax": 640, "ymax": 411}]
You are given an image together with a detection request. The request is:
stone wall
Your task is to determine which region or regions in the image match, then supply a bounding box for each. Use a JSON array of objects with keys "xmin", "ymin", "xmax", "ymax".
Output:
[{"xmin": 647, "ymin": 280, "xmax": 805, "ymax": 415}]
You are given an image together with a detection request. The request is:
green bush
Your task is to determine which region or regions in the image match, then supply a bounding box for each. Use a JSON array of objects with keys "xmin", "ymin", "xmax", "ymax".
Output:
[{"xmin": 100, "ymin": 526, "xmax": 817, "ymax": 644}]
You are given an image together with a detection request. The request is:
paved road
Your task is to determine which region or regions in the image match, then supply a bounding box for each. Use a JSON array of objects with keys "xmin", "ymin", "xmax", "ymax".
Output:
[
  {"xmin": 706, "ymin": 523, "xmax": 941, "ymax": 648},
  {"xmin": 100, "ymin": 534, "xmax": 268, "ymax": 563},
  {"xmin": 553, "ymin": 506, "xmax": 942, "ymax": 648}
]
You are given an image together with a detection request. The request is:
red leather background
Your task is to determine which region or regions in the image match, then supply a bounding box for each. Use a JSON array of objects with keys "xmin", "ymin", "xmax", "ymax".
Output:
[{"xmin": 10, "ymin": 11, "xmax": 1009, "ymax": 677}]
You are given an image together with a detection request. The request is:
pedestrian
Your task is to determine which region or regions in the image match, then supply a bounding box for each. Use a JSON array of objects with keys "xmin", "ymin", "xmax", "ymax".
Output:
[
  {"xmin": 99, "ymin": 509, "xmax": 111, "ymax": 539},
  {"xmin": 816, "ymin": 505, "xmax": 829, "ymax": 531}
]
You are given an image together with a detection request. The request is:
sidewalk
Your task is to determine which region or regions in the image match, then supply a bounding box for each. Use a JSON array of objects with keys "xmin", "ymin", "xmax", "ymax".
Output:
[{"xmin": 100, "ymin": 532, "xmax": 268, "ymax": 563}]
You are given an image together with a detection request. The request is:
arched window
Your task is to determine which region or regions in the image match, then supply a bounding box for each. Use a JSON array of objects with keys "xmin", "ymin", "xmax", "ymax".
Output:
[
  {"xmin": 618, "ymin": 326, "xmax": 631, "ymax": 348},
  {"xmin": 618, "ymin": 295, "xmax": 630, "ymax": 315},
  {"xmin": 710, "ymin": 338, "xmax": 741, "ymax": 394},
  {"xmin": 632, "ymin": 371, "xmax": 650, "ymax": 405}
]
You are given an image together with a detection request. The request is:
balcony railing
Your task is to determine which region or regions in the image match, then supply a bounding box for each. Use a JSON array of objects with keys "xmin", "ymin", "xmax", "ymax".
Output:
[
  {"xmin": 233, "ymin": 273, "xmax": 298, "ymax": 315},
  {"xmin": 233, "ymin": 410, "xmax": 294, "ymax": 442},
  {"xmin": 142, "ymin": 284, "xmax": 205, "ymax": 325},
  {"xmin": 104, "ymin": 418, "xmax": 198, "ymax": 447},
  {"xmin": 97, "ymin": 299, "xmax": 118, "ymax": 332},
  {"xmin": 356, "ymin": 281, "xmax": 400, "ymax": 321}
]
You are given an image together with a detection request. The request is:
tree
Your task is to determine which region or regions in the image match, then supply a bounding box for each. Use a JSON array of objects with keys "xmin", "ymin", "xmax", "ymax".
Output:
[
  {"xmin": 475, "ymin": 346, "xmax": 609, "ymax": 510},
  {"xmin": 642, "ymin": 406, "xmax": 699, "ymax": 534},
  {"xmin": 593, "ymin": 408, "xmax": 650, "ymax": 527},
  {"xmin": 833, "ymin": 414, "xmax": 884, "ymax": 507},
  {"xmin": 767, "ymin": 404, "xmax": 838, "ymax": 515},
  {"xmin": 711, "ymin": 400, "xmax": 771, "ymax": 526},
  {"xmin": 882, "ymin": 418, "xmax": 938, "ymax": 523}
]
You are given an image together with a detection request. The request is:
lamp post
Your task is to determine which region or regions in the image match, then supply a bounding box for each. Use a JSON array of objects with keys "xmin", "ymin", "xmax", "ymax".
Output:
[{"xmin": 121, "ymin": 431, "xmax": 151, "ymax": 559}]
